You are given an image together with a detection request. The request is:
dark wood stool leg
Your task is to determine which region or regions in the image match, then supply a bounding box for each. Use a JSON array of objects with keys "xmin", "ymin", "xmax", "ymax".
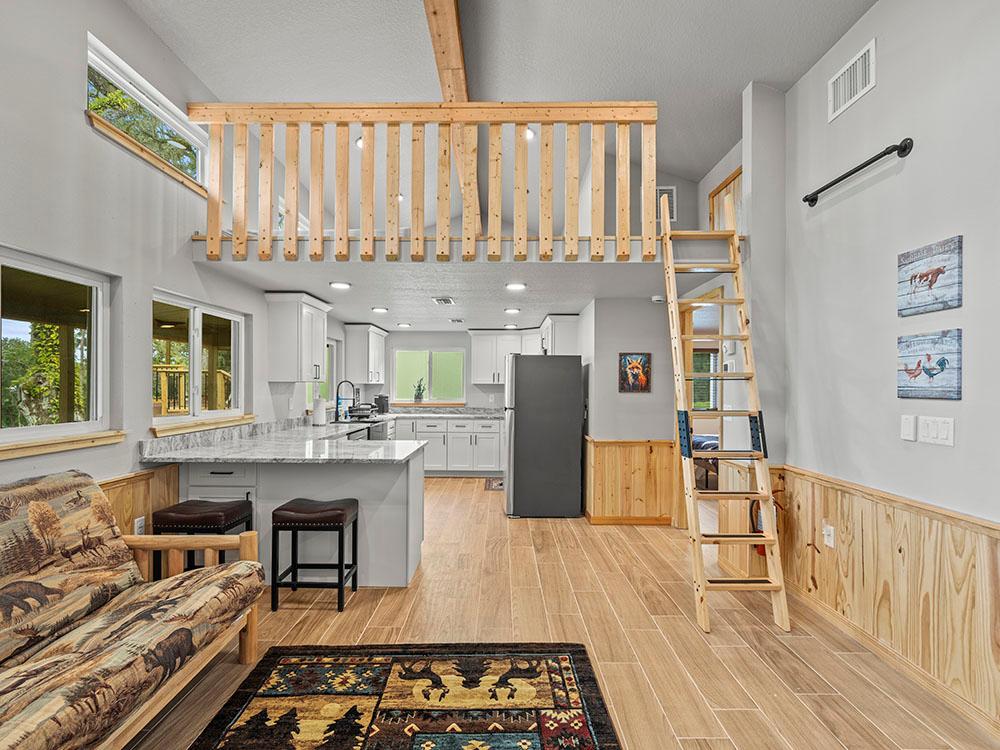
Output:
[
  {"xmin": 351, "ymin": 518, "xmax": 358, "ymax": 591},
  {"xmin": 271, "ymin": 527, "xmax": 280, "ymax": 611},
  {"xmin": 187, "ymin": 532, "xmax": 196, "ymax": 571},
  {"xmin": 290, "ymin": 530, "xmax": 299, "ymax": 591},
  {"xmin": 337, "ymin": 525, "xmax": 345, "ymax": 612}
]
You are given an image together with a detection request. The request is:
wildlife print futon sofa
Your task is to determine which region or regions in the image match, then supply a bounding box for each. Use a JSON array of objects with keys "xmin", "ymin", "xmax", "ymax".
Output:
[{"xmin": 0, "ymin": 470, "xmax": 265, "ymax": 749}]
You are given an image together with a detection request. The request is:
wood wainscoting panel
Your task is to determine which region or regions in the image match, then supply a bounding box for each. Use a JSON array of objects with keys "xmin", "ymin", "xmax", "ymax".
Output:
[
  {"xmin": 584, "ymin": 437, "xmax": 677, "ymax": 524},
  {"xmin": 100, "ymin": 464, "xmax": 179, "ymax": 534},
  {"xmin": 721, "ymin": 464, "xmax": 1000, "ymax": 730}
]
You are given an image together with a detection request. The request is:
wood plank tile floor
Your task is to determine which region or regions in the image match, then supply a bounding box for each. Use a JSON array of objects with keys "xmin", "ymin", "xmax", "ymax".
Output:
[{"xmin": 131, "ymin": 477, "xmax": 999, "ymax": 750}]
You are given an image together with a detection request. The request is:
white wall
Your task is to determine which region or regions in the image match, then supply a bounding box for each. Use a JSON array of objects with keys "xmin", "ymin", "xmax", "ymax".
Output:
[
  {"xmin": 697, "ymin": 141, "xmax": 741, "ymax": 230},
  {"xmin": 784, "ymin": 0, "xmax": 999, "ymax": 520},
  {"xmin": 0, "ymin": 0, "xmax": 283, "ymax": 483}
]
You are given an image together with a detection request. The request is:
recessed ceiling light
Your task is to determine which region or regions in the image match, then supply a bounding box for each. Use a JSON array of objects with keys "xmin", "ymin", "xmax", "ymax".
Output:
[
  {"xmin": 397, "ymin": 193, "xmax": 405, "ymax": 203},
  {"xmin": 523, "ymin": 126, "xmax": 535, "ymax": 141},
  {"xmin": 505, "ymin": 282, "xmax": 527, "ymax": 291},
  {"xmin": 397, "ymin": 322, "xmax": 411, "ymax": 328},
  {"xmin": 78, "ymin": 308, "xmax": 90, "ymax": 313},
  {"xmin": 329, "ymin": 281, "xmax": 351, "ymax": 290},
  {"xmin": 355, "ymin": 136, "xmax": 364, "ymax": 149},
  {"xmin": 650, "ymin": 295, "xmax": 666, "ymax": 304},
  {"xmin": 504, "ymin": 308, "xmax": 520, "ymax": 315},
  {"xmin": 449, "ymin": 318, "xmax": 464, "ymax": 324},
  {"xmin": 504, "ymin": 323, "xmax": 517, "ymax": 330},
  {"xmin": 371, "ymin": 306, "xmax": 388, "ymax": 313},
  {"xmin": 160, "ymin": 323, "xmax": 176, "ymax": 329}
]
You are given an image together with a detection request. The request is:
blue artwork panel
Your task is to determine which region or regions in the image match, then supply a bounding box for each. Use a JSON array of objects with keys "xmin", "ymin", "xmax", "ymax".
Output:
[
  {"xmin": 897, "ymin": 329, "xmax": 962, "ymax": 400},
  {"xmin": 897, "ymin": 235, "xmax": 963, "ymax": 317}
]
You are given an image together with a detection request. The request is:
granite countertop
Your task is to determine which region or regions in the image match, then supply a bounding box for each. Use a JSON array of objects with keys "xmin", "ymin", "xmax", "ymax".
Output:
[
  {"xmin": 141, "ymin": 424, "xmax": 426, "ymax": 464},
  {"xmin": 328, "ymin": 412, "xmax": 504, "ymax": 422}
]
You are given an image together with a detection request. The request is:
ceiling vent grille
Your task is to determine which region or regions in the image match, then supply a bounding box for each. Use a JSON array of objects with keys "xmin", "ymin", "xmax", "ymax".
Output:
[
  {"xmin": 828, "ymin": 39, "xmax": 876, "ymax": 122},
  {"xmin": 432, "ymin": 296, "xmax": 456, "ymax": 305}
]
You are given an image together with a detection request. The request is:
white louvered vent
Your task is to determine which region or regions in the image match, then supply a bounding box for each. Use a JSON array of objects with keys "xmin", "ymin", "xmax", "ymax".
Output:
[
  {"xmin": 828, "ymin": 39, "xmax": 876, "ymax": 122},
  {"xmin": 656, "ymin": 185, "xmax": 676, "ymax": 230},
  {"xmin": 432, "ymin": 296, "xmax": 456, "ymax": 305}
]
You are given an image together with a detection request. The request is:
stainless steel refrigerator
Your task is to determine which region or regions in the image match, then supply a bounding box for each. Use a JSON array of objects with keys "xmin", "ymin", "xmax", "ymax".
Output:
[{"xmin": 505, "ymin": 354, "xmax": 584, "ymax": 517}]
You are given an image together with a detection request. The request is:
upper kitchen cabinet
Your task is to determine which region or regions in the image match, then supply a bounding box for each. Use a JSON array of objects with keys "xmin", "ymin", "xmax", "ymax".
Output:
[
  {"xmin": 470, "ymin": 332, "xmax": 521, "ymax": 384},
  {"xmin": 345, "ymin": 324, "xmax": 388, "ymax": 384},
  {"xmin": 264, "ymin": 293, "xmax": 332, "ymax": 382},
  {"xmin": 521, "ymin": 329, "xmax": 543, "ymax": 355},
  {"xmin": 540, "ymin": 314, "xmax": 580, "ymax": 355}
]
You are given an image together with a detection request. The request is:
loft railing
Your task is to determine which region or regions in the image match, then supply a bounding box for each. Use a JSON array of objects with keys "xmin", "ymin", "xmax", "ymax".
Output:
[{"xmin": 187, "ymin": 101, "xmax": 658, "ymax": 263}]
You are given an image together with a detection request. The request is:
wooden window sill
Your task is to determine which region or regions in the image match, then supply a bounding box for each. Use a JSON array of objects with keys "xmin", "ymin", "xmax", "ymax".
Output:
[
  {"xmin": 390, "ymin": 402, "xmax": 466, "ymax": 408},
  {"xmin": 86, "ymin": 110, "xmax": 208, "ymax": 199},
  {"xmin": 150, "ymin": 414, "xmax": 254, "ymax": 438},
  {"xmin": 0, "ymin": 430, "xmax": 126, "ymax": 461}
]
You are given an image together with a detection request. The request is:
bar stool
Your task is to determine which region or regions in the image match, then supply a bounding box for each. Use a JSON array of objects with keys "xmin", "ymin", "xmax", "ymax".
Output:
[
  {"xmin": 151, "ymin": 497, "xmax": 253, "ymax": 577},
  {"xmin": 271, "ymin": 497, "xmax": 359, "ymax": 612}
]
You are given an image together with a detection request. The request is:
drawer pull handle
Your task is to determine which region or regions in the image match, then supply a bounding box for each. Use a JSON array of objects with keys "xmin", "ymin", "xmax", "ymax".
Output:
[{"xmin": 209, "ymin": 471, "xmax": 235, "ymax": 475}]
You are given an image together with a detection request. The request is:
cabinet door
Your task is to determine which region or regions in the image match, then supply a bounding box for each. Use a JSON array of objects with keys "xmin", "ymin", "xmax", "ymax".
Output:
[
  {"xmin": 473, "ymin": 432, "xmax": 500, "ymax": 470},
  {"xmin": 311, "ymin": 307, "xmax": 326, "ymax": 381},
  {"xmin": 417, "ymin": 432, "xmax": 448, "ymax": 470},
  {"xmin": 495, "ymin": 334, "xmax": 522, "ymax": 384},
  {"xmin": 301, "ymin": 305, "xmax": 325, "ymax": 381},
  {"xmin": 367, "ymin": 330, "xmax": 383, "ymax": 383},
  {"xmin": 471, "ymin": 335, "xmax": 497, "ymax": 384},
  {"xmin": 377, "ymin": 334, "xmax": 385, "ymax": 383},
  {"xmin": 447, "ymin": 433, "xmax": 474, "ymax": 470},
  {"xmin": 521, "ymin": 330, "xmax": 543, "ymax": 355},
  {"xmin": 396, "ymin": 419, "xmax": 416, "ymax": 440}
]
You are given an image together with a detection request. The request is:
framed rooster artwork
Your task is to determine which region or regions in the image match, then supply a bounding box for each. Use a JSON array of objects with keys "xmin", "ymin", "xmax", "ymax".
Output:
[
  {"xmin": 619, "ymin": 353, "xmax": 651, "ymax": 393},
  {"xmin": 897, "ymin": 235, "xmax": 962, "ymax": 317},
  {"xmin": 897, "ymin": 329, "xmax": 962, "ymax": 400}
]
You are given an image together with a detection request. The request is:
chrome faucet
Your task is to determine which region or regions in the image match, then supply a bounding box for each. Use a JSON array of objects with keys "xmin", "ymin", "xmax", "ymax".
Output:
[{"xmin": 333, "ymin": 380, "xmax": 357, "ymax": 422}]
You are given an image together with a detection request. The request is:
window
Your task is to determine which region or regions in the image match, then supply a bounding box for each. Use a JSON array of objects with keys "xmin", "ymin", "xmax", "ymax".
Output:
[
  {"xmin": 691, "ymin": 350, "xmax": 719, "ymax": 410},
  {"xmin": 393, "ymin": 350, "xmax": 465, "ymax": 403},
  {"xmin": 86, "ymin": 33, "xmax": 207, "ymax": 182},
  {"xmin": 0, "ymin": 252, "xmax": 109, "ymax": 438},
  {"xmin": 277, "ymin": 196, "xmax": 310, "ymax": 235},
  {"xmin": 152, "ymin": 294, "xmax": 243, "ymax": 420}
]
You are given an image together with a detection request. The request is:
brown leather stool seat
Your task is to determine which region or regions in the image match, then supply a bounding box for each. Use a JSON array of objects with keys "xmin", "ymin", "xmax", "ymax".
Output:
[
  {"xmin": 271, "ymin": 498, "xmax": 359, "ymax": 612},
  {"xmin": 151, "ymin": 498, "xmax": 253, "ymax": 577}
]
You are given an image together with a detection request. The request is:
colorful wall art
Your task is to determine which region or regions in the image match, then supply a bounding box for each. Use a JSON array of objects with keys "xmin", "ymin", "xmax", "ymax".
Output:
[
  {"xmin": 618, "ymin": 352, "xmax": 651, "ymax": 393},
  {"xmin": 897, "ymin": 329, "xmax": 962, "ymax": 400},
  {"xmin": 897, "ymin": 235, "xmax": 963, "ymax": 317}
]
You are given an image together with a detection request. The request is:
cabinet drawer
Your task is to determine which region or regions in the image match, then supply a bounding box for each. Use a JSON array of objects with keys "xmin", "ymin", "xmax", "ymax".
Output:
[
  {"xmin": 414, "ymin": 419, "xmax": 447, "ymax": 432},
  {"xmin": 188, "ymin": 463, "xmax": 256, "ymax": 486},
  {"xmin": 474, "ymin": 420, "xmax": 499, "ymax": 433},
  {"xmin": 447, "ymin": 419, "xmax": 474, "ymax": 433}
]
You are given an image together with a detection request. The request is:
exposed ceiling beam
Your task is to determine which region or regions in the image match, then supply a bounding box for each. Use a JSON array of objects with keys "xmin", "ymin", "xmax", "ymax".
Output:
[{"xmin": 423, "ymin": 0, "xmax": 481, "ymax": 238}]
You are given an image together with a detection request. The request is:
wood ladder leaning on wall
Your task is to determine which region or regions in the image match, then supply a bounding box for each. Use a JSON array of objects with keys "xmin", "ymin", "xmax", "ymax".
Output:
[{"xmin": 660, "ymin": 192, "xmax": 790, "ymax": 632}]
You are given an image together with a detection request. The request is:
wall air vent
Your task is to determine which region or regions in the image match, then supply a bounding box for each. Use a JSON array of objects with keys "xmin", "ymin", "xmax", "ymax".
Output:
[
  {"xmin": 656, "ymin": 185, "xmax": 676, "ymax": 230},
  {"xmin": 432, "ymin": 296, "xmax": 456, "ymax": 305},
  {"xmin": 828, "ymin": 39, "xmax": 876, "ymax": 122}
]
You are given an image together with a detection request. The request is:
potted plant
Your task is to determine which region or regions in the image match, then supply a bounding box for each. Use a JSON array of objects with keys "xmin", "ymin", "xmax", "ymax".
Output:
[{"xmin": 413, "ymin": 378, "xmax": 425, "ymax": 402}]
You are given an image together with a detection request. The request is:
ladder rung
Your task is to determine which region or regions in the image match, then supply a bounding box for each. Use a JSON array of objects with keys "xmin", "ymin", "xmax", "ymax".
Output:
[
  {"xmin": 678, "ymin": 298, "xmax": 745, "ymax": 306},
  {"xmin": 705, "ymin": 578, "xmax": 782, "ymax": 592},
  {"xmin": 681, "ymin": 334, "xmax": 749, "ymax": 341},
  {"xmin": 700, "ymin": 533, "xmax": 776, "ymax": 545},
  {"xmin": 670, "ymin": 230, "xmax": 737, "ymax": 240},
  {"xmin": 690, "ymin": 409, "xmax": 754, "ymax": 417},
  {"xmin": 695, "ymin": 490, "xmax": 771, "ymax": 501},
  {"xmin": 673, "ymin": 263, "xmax": 739, "ymax": 273},
  {"xmin": 692, "ymin": 450, "xmax": 764, "ymax": 459},
  {"xmin": 684, "ymin": 372, "xmax": 754, "ymax": 380}
]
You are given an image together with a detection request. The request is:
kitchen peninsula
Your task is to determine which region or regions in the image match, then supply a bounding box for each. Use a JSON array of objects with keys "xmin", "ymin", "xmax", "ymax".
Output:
[{"xmin": 140, "ymin": 419, "xmax": 425, "ymax": 587}]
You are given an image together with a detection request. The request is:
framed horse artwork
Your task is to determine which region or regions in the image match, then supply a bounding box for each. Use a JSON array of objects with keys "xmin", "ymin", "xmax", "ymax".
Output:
[{"xmin": 618, "ymin": 352, "xmax": 651, "ymax": 393}]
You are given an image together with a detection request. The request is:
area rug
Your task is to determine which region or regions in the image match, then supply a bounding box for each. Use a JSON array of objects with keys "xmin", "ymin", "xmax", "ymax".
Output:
[
  {"xmin": 190, "ymin": 643, "xmax": 620, "ymax": 749},
  {"xmin": 485, "ymin": 476, "xmax": 504, "ymax": 491}
]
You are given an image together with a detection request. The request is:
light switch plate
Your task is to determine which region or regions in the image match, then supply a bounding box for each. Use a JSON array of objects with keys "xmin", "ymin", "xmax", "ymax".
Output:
[
  {"xmin": 918, "ymin": 416, "xmax": 955, "ymax": 446},
  {"xmin": 822, "ymin": 522, "xmax": 835, "ymax": 549},
  {"xmin": 900, "ymin": 414, "xmax": 916, "ymax": 441},
  {"xmin": 133, "ymin": 517, "xmax": 145, "ymax": 535}
]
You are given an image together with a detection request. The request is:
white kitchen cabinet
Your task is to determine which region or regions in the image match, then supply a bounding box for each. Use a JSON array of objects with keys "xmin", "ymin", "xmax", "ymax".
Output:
[
  {"xmin": 264, "ymin": 293, "xmax": 331, "ymax": 382},
  {"xmin": 345, "ymin": 324, "xmax": 388, "ymax": 384},
  {"xmin": 473, "ymin": 432, "xmax": 500, "ymax": 470},
  {"xmin": 395, "ymin": 418, "xmax": 417, "ymax": 440},
  {"xmin": 417, "ymin": 431, "xmax": 448, "ymax": 470},
  {"xmin": 471, "ymin": 332, "xmax": 521, "ymax": 384},
  {"xmin": 521, "ymin": 329, "xmax": 543, "ymax": 355},
  {"xmin": 540, "ymin": 315, "xmax": 580, "ymax": 356},
  {"xmin": 447, "ymin": 432, "xmax": 474, "ymax": 470},
  {"xmin": 495, "ymin": 334, "xmax": 521, "ymax": 383}
]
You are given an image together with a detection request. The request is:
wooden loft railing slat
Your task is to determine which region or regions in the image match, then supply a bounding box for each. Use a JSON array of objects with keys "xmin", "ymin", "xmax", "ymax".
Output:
[
  {"xmin": 411, "ymin": 124, "xmax": 426, "ymax": 261},
  {"xmin": 564, "ymin": 123, "xmax": 580, "ymax": 261},
  {"xmin": 334, "ymin": 124, "xmax": 350, "ymax": 261},
  {"xmin": 436, "ymin": 123, "xmax": 451, "ymax": 261},
  {"xmin": 257, "ymin": 123, "xmax": 274, "ymax": 261},
  {"xmin": 231, "ymin": 123, "xmax": 249, "ymax": 260},
  {"xmin": 590, "ymin": 123, "xmax": 605, "ymax": 261},
  {"xmin": 487, "ymin": 122, "xmax": 502, "ymax": 261},
  {"xmin": 616, "ymin": 122, "xmax": 630, "ymax": 261},
  {"xmin": 641, "ymin": 121, "xmax": 656, "ymax": 261},
  {"xmin": 309, "ymin": 123, "xmax": 324, "ymax": 261},
  {"xmin": 283, "ymin": 123, "xmax": 300, "ymax": 261},
  {"xmin": 539, "ymin": 123, "xmax": 554, "ymax": 261},
  {"xmin": 461, "ymin": 123, "xmax": 477, "ymax": 261},
  {"xmin": 360, "ymin": 122, "xmax": 375, "ymax": 261},
  {"xmin": 206, "ymin": 123, "xmax": 224, "ymax": 261},
  {"xmin": 513, "ymin": 123, "xmax": 528, "ymax": 261},
  {"xmin": 385, "ymin": 123, "xmax": 401, "ymax": 261}
]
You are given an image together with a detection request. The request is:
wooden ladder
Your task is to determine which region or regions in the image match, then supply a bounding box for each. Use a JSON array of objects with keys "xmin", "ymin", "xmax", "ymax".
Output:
[{"xmin": 660, "ymin": 193, "xmax": 790, "ymax": 633}]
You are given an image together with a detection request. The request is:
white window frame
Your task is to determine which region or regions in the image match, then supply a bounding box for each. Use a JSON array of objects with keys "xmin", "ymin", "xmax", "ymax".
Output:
[
  {"xmin": 152, "ymin": 291, "xmax": 245, "ymax": 425},
  {"xmin": 392, "ymin": 348, "xmax": 466, "ymax": 404},
  {"xmin": 87, "ymin": 33, "xmax": 209, "ymax": 182},
  {"xmin": 0, "ymin": 248, "xmax": 110, "ymax": 441}
]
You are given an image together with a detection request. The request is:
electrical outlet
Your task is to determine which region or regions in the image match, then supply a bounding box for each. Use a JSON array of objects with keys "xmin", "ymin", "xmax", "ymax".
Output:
[
  {"xmin": 918, "ymin": 416, "xmax": 955, "ymax": 446},
  {"xmin": 822, "ymin": 522, "xmax": 835, "ymax": 549},
  {"xmin": 133, "ymin": 517, "xmax": 145, "ymax": 535},
  {"xmin": 900, "ymin": 414, "xmax": 916, "ymax": 441},
  {"xmin": 488, "ymin": 393, "xmax": 495, "ymax": 405}
]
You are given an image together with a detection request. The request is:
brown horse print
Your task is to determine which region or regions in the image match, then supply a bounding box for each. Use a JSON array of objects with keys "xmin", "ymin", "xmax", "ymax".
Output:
[
  {"xmin": 0, "ymin": 581, "xmax": 63, "ymax": 621},
  {"xmin": 909, "ymin": 265, "xmax": 946, "ymax": 291}
]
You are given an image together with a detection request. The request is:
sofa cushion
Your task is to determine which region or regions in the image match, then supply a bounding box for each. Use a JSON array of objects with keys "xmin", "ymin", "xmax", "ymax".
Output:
[
  {"xmin": 0, "ymin": 559, "xmax": 264, "ymax": 750},
  {"xmin": 0, "ymin": 471, "xmax": 142, "ymax": 667}
]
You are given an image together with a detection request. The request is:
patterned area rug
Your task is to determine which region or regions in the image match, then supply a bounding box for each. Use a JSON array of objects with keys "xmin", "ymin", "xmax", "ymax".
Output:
[
  {"xmin": 484, "ymin": 477, "xmax": 504, "ymax": 491},
  {"xmin": 191, "ymin": 643, "xmax": 619, "ymax": 749}
]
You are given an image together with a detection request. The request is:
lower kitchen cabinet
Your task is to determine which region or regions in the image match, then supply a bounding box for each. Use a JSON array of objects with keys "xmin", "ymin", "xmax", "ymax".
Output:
[
  {"xmin": 395, "ymin": 418, "xmax": 417, "ymax": 440},
  {"xmin": 417, "ymin": 431, "xmax": 448, "ymax": 470},
  {"xmin": 473, "ymin": 432, "xmax": 500, "ymax": 470},
  {"xmin": 446, "ymin": 433, "xmax": 474, "ymax": 470}
]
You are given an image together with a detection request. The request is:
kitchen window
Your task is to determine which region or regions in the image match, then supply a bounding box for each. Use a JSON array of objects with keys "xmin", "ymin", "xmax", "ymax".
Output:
[
  {"xmin": 152, "ymin": 293, "xmax": 244, "ymax": 421},
  {"xmin": 691, "ymin": 350, "xmax": 720, "ymax": 410},
  {"xmin": 394, "ymin": 350, "xmax": 465, "ymax": 403},
  {"xmin": 0, "ymin": 251, "xmax": 109, "ymax": 439}
]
